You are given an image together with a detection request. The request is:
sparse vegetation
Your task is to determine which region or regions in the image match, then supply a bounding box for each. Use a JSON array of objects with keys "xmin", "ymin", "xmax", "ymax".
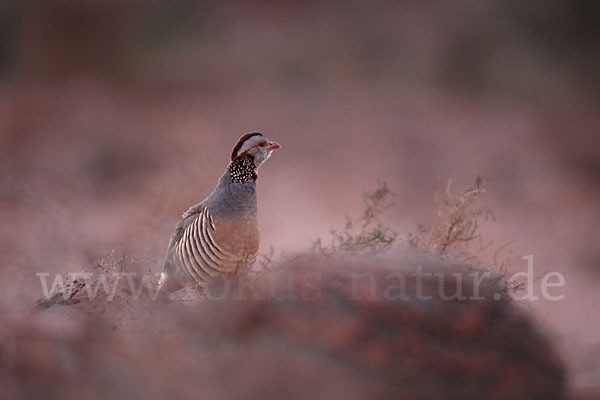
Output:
[
  {"xmin": 38, "ymin": 176, "xmax": 515, "ymax": 305},
  {"xmin": 35, "ymin": 250, "xmax": 158, "ymax": 308},
  {"xmin": 248, "ymin": 176, "xmax": 514, "ymax": 291},
  {"xmin": 310, "ymin": 181, "xmax": 397, "ymax": 256},
  {"xmin": 265, "ymin": 176, "xmax": 509, "ymax": 271},
  {"xmin": 407, "ymin": 176, "xmax": 492, "ymax": 254},
  {"xmin": 404, "ymin": 175, "xmax": 512, "ymax": 269}
]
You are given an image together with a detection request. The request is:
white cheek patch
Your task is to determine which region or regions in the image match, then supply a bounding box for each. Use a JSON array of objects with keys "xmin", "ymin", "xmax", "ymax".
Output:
[
  {"xmin": 252, "ymin": 148, "xmax": 272, "ymax": 169},
  {"xmin": 263, "ymin": 150, "xmax": 272, "ymax": 162},
  {"xmin": 237, "ymin": 136, "xmax": 266, "ymax": 157}
]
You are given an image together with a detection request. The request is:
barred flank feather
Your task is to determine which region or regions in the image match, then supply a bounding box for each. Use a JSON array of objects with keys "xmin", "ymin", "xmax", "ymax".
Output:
[{"xmin": 174, "ymin": 207, "xmax": 244, "ymax": 284}]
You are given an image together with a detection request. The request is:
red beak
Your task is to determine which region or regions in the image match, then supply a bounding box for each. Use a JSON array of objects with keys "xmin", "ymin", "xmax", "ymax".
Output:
[{"xmin": 268, "ymin": 141, "xmax": 281, "ymax": 150}]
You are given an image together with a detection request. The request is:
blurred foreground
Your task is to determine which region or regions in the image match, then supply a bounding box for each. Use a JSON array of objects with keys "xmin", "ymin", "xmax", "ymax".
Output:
[{"xmin": 2, "ymin": 254, "xmax": 566, "ymax": 400}]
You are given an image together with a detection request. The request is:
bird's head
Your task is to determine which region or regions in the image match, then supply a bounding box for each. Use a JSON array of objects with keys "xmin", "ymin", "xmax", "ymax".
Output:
[{"xmin": 231, "ymin": 132, "xmax": 281, "ymax": 169}]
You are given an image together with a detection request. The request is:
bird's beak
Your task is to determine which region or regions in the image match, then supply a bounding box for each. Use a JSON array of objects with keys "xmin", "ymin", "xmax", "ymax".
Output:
[{"xmin": 268, "ymin": 141, "xmax": 281, "ymax": 151}]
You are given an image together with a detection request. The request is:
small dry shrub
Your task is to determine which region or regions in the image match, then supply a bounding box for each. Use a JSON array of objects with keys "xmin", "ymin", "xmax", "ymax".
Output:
[
  {"xmin": 310, "ymin": 181, "xmax": 397, "ymax": 256},
  {"xmin": 35, "ymin": 250, "xmax": 158, "ymax": 309},
  {"xmin": 407, "ymin": 175, "xmax": 492, "ymax": 254},
  {"xmin": 403, "ymin": 175, "xmax": 517, "ymax": 293}
]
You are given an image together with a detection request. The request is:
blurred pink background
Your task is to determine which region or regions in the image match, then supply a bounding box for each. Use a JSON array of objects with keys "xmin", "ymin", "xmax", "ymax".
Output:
[{"xmin": 0, "ymin": 0, "xmax": 598, "ymax": 394}]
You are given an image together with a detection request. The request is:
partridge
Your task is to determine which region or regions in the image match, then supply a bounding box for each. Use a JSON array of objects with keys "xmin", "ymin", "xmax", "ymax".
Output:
[{"xmin": 158, "ymin": 132, "xmax": 280, "ymax": 292}]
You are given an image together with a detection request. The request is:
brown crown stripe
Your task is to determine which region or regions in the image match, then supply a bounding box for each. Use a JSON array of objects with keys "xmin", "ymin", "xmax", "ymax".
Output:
[{"xmin": 231, "ymin": 132, "xmax": 262, "ymax": 160}]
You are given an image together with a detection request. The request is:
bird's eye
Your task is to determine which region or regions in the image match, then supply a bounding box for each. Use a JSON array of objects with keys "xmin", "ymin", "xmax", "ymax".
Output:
[{"xmin": 259, "ymin": 142, "xmax": 266, "ymax": 148}]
